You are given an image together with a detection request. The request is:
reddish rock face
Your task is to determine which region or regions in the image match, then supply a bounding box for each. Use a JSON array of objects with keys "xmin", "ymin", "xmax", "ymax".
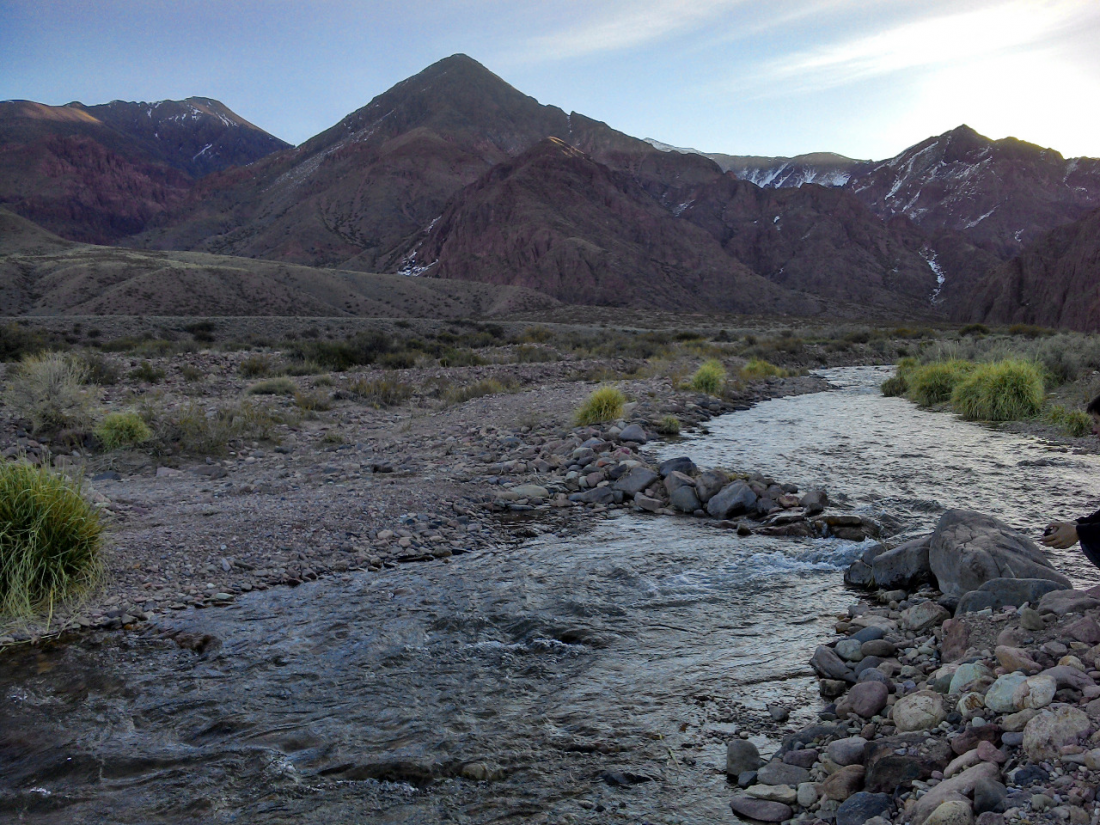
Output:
[
  {"xmin": 955, "ymin": 206, "xmax": 1100, "ymax": 332},
  {"xmin": 846, "ymin": 125, "xmax": 1100, "ymax": 261},
  {"xmin": 0, "ymin": 97, "xmax": 287, "ymax": 243}
]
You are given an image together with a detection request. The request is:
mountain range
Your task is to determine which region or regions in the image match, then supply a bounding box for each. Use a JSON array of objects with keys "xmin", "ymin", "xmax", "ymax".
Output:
[{"xmin": 1, "ymin": 54, "xmax": 1096, "ymax": 329}]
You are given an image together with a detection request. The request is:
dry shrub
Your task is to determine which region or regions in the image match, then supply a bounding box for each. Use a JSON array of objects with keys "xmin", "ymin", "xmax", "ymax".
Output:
[{"xmin": 5, "ymin": 352, "xmax": 101, "ymax": 434}]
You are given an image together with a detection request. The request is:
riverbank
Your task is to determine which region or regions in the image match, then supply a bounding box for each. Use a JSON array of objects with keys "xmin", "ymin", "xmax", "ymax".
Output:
[
  {"xmin": 731, "ymin": 566, "xmax": 1100, "ymax": 825},
  {"xmin": 0, "ymin": 350, "xmax": 837, "ymax": 644}
]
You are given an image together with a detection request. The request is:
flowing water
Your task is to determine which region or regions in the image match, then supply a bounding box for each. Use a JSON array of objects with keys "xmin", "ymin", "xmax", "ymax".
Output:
[{"xmin": 2, "ymin": 366, "xmax": 1099, "ymax": 824}]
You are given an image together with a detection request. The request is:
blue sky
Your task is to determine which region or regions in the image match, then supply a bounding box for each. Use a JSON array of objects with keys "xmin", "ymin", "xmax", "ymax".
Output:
[{"xmin": 3, "ymin": 0, "xmax": 1099, "ymax": 160}]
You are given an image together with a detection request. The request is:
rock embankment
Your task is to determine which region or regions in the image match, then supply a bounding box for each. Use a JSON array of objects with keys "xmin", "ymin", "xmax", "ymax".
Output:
[{"xmin": 728, "ymin": 510, "xmax": 1100, "ymax": 825}]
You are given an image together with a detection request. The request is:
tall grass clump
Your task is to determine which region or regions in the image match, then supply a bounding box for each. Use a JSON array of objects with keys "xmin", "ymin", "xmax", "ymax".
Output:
[
  {"xmin": 906, "ymin": 360, "xmax": 976, "ymax": 407},
  {"xmin": 444, "ymin": 377, "xmax": 518, "ymax": 404},
  {"xmin": 690, "ymin": 359, "xmax": 726, "ymax": 394},
  {"xmin": 575, "ymin": 386, "xmax": 626, "ymax": 425},
  {"xmin": 346, "ymin": 377, "xmax": 413, "ymax": 408},
  {"xmin": 95, "ymin": 412, "xmax": 153, "ymax": 450},
  {"xmin": 950, "ymin": 360, "xmax": 1044, "ymax": 421},
  {"xmin": 0, "ymin": 462, "xmax": 102, "ymax": 618},
  {"xmin": 740, "ymin": 358, "xmax": 787, "ymax": 381},
  {"xmin": 881, "ymin": 357, "xmax": 919, "ymax": 397},
  {"xmin": 247, "ymin": 377, "xmax": 297, "ymax": 396},
  {"xmin": 5, "ymin": 352, "xmax": 100, "ymax": 434},
  {"xmin": 656, "ymin": 415, "xmax": 681, "ymax": 436},
  {"xmin": 142, "ymin": 399, "xmax": 278, "ymax": 455},
  {"xmin": 1045, "ymin": 405, "xmax": 1093, "ymax": 437}
]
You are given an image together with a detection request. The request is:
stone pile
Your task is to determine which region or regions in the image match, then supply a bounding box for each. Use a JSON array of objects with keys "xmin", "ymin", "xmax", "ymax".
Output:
[
  {"xmin": 728, "ymin": 509, "xmax": 1100, "ymax": 825},
  {"xmin": 486, "ymin": 419, "xmax": 880, "ymax": 541}
]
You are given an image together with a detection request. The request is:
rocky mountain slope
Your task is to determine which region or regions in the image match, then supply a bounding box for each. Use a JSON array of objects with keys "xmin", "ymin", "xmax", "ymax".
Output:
[
  {"xmin": 0, "ymin": 209, "xmax": 555, "ymax": 317},
  {"xmin": 133, "ymin": 55, "xmax": 726, "ymax": 274},
  {"xmin": 955, "ymin": 206, "xmax": 1100, "ymax": 332},
  {"xmin": 846, "ymin": 125, "xmax": 1100, "ymax": 260},
  {"xmin": 645, "ymin": 140, "xmax": 862, "ymax": 188},
  {"xmin": 0, "ymin": 98, "xmax": 288, "ymax": 243},
  {"xmin": 406, "ymin": 138, "xmax": 821, "ymax": 314}
]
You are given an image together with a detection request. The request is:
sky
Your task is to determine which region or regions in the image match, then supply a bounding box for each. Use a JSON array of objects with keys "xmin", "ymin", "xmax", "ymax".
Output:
[{"xmin": 2, "ymin": 0, "xmax": 1099, "ymax": 161}]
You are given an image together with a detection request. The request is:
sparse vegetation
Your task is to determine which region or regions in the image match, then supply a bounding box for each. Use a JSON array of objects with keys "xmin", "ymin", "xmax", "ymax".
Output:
[
  {"xmin": 1045, "ymin": 405, "xmax": 1094, "ymax": 437},
  {"xmin": 128, "ymin": 361, "xmax": 165, "ymax": 383},
  {"xmin": 740, "ymin": 358, "xmax": 787, "ymax": 381},
  {"xmin": 239, "ymin": 355, "xmax": 275, "ymax": 378},
  {"xmin": 346, "ymin": 377, "xmax": 413, "ymax": 408},
  {"xmin": 656, "ymin": 415, "xmax": 681, "ymax": 436},
  {"xmin": 575, "ymin": 386, "xmax": 626, "ymax": 425},
  {"xmin": 950, "ymin": 360, "xmax": 1044, "ymax": 421},
  {"xmin": 141, "ymin": 399, "xmax": 279, "ymax": 455},
  {"xmin": 247, "ymin": 377, "xmax": 297, "ymax": 396},
  {"xmin": 5, "ymin": 352, "xmax": 100, "ymax": 434},
  {"xmin": 95, "ymin": 411, "xmax": 153, "ymax": 450},
  {"xmin": 690, "ymin": 359, "xmax": 726, "ymax": 394},
  {"xmin": 294, "ymin": 389, "xmax": 333, "ymax": 412},
  {"xmin": 0, "ymin": 461, "xmax": 103, "ymax": 618},
  {"xmin": 445, "ymin": 377, "xmax": 518, "ymax": 404}
]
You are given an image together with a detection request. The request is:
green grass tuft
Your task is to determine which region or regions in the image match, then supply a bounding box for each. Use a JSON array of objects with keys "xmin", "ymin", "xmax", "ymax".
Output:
[
  {"xmin": 0, "ymin": 462, "xmax": 103, "ymax": 618},
  {"xmin": 690, "ymin": 359, "xmax": 726, "ymax": 394},
  {"xmin": 906, "ymin": 360, "xmax": 976, "ymax": 407},
  {"xmin": 347, "ymin": 377, "xmax": 413, "ymax": 408},
  {"xmin": 95, "ymin": 411, "xmax": 153, "ymax": 450},
  {"xmin": 655, "ymin": 415, "xmax": 681, "ymax": 435},
  {"xmin": 247, "ymin": 377, "xmax": 297, "ymax": 396},
  {"xmin": 739, "ymin": 358, "xmax": 787, "ymax": 381},
  {"xmin": 575, "ymin": 386, "xmax": 626, "ymax": 425},
  {"xmin": 950, "ymin": 360, "xmax": 1044, "ymax": 421},
  {"xmin": 1045, "ymin": 405, "xmax": 1093, "ymax": 437}
]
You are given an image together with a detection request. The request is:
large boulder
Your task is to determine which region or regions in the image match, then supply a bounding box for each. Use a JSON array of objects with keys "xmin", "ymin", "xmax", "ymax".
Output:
[
  {"xmin": 706, "ymin": 480, "xmax": 758, "ymax": 519},
  {"xmin": 955, "ymin": 577, "xmax": 1069, "ymax": 614},
  {"xmin": 658, "ymin": 456, "xmax": 695, "ymax": 478},
  {"xmin": 911, "ymin": 762, "xmax": 1001, "ymax": 825},
  {"xmin": 864, "ymin": 734, "xmax": 953, "ymax": 792},
  {"xmin": 1036, "ymin": 588, "xmax": 1100, "ymax": 616},
  {"xmin": 669, "ymin": 484, "xmax": 702, "ymax": 513},
  {"xmin": 893, "ymin": 691, "xmax": 947, "ymax": 732},
  {"xmin": 694, "ymin": 469, "xmax": 728, "ymax": 504},
  {"xmin": 612, "ymin": 467, "xmax": 659, "ymax": 497},
  {"xmin": 1022, "ymin": 705, "xmax": 1091, "ymax": 760},
  {"xmin": 872, "ymin": 536, "xmax": 932, "ymax": 589},
  {"xmin": 928, "ymin": 511, "xmax": 1071, "ymax": 600},
  {"xmin": 729, "ymin": 797, "xmax": 792, "ymax": 822},
  {"xmin": 727, "ymin": 739, "xmax": 763, "ymax": 775}
]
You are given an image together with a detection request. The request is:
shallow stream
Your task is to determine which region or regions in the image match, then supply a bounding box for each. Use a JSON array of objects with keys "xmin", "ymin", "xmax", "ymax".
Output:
[{"xmin": 2, "ymin": 366, "xmax": 1099, "ymax": 824}]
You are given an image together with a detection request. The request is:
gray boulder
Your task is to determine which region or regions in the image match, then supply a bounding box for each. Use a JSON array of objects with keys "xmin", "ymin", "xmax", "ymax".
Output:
[
  {"xmin": 612, "ymin": 467, "xmax": 659, "ymax": 497},
  {"xmin": 568, "ymin": 487, "xmax": 616, "ymax": 505},
  {"xmin": 658, "ymin": 457, "xmax": 695, "ymax": 478},
  {"xmin": 707, "ymin": 480, "xmax": 758, "ymax": 519},
  {"xmin": 618, "ymin": 423, "xmax": 647, "ymax": 443},
  {"xmin": 811, "ymin": 645, "xmax": 853, "ymax": 682},
  {"xmin": 928, "ymin": 510, "xmax": 1071, "ymax": 600},
  {"xmin": 1036, "ymin": 588, "xmax": 1100, "ymax": 616},
  {"xmin": 801, "ymin": 488, "xmax": 829, "ymax": 515},
  {"xmin": 956, "ymin": 578, "xmax": 1069, "ymax": 614},
  {"xmin": 727, "ymin": 739, "xmax": 763, "ymax": 775},
  {"xmin": 845, "ymin": 560, "xmax": 875, "ymax": 588},
  {"xmin": 669, "ymin": 484, "xmax": 702, "ymax": 513},
  {"xmin": 664, "ymin": 470, "xmax": 694, "ymax": 492},
  {"xmin": 757, "ymin": 759, "xmax": 810, "ymax": 786},
  {"xmin": 694, "ymin": 469, "xmax": 728, "ymax": 503},
  {"xmin": 872, "ymin": 535, "xmax": 932, "ymax": 590},
  {"xmin": 836, "ymin": 792, "xmax": 892, "ymax": 825}
]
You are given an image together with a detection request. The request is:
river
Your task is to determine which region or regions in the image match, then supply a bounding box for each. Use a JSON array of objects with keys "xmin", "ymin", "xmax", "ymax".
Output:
[{"xmin": 2, "ymin": 366, "xmax": 1098, "ymax": 824}]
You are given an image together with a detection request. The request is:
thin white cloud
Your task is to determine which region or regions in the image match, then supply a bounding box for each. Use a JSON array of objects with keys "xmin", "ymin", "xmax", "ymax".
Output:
[
  {"xmin": 752, "ymin": 0, "xmax": 1099, "ymax": 96},
  {"xmin": 512, "ymin": 0, "xmax": 750, "ymax": 61}
]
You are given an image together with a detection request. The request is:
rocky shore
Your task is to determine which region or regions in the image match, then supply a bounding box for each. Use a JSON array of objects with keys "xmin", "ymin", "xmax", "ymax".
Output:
[
  {"xmin": 726, "ymin": 509, "xmax": 1100, "ymax": 825},
  {"xmin": 0, "ymin": 353, "xmax": 837, "ymax": 644}
]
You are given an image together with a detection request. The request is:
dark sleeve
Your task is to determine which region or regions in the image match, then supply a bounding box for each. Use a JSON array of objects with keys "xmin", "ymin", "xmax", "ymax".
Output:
[
  {"xmin": 1078, "ymin": 508, "xmax": 1100, "ymax": 525},
  {"xmin": 1077, "ymin": 510, "xmax": 1100, "ymax": 556}
]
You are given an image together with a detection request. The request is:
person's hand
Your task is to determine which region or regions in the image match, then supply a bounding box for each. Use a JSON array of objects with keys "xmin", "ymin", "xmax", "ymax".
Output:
[{"xmin": 1040, "ymin": 522, "xmax": 1078, "ymax": 549}]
